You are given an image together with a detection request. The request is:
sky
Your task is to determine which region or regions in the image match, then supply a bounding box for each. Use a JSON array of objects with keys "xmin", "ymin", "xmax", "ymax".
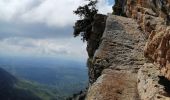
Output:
[{"xmin": 0, "ymin": 0, "xmax": 114, "ymax": 61}]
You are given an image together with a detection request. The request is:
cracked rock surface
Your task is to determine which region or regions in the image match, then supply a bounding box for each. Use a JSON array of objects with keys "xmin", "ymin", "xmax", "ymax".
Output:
[{"xmin": 86, "ymin": 15, "xmax": 145, "ymax": 100}]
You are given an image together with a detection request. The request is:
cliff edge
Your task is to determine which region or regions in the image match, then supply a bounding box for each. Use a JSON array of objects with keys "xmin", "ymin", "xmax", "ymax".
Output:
[
  {"xmin": 86, "ymin": 15, "xmax": 145, "ymax": 100},
  {"xmin": 83, "ymin": 0, "xmax": 170, "ymax": 100}
]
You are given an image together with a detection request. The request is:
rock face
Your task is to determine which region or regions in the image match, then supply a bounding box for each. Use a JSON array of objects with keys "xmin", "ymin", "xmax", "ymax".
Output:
[
  {"xmin": 87, "ymin": 14, "xmax": 107, "ymax": 58},
  {"xmin": 86, "ymin": 14, "xmax": 145, "ymax": 100},
  {"xmin": 69, "ymin": 14, "xmax": 107, "ymax": 100},
  {"xmin": 82, "ymin": 0, "xmax": 170, "ymax": 100},
  {"xmin": 113, "ymin": 0, "xmax": 170, "ymax": 80},
  {"xmin": 87, "ymin": 14, "xmax": 107, "ymax": 84},
  {"xmin": 138, "ymin": 63, "xmax": 170, "ymax": 100}
]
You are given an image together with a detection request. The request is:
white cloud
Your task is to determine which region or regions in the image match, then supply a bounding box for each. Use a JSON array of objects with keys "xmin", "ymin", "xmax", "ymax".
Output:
[
  {"xmin": 0, "ymin": 0, "xmax": 112, "ymax": 60},
  {"xmin": 97, "ymin": 0, "xmax": 112, "ymax": 14},
  {"xmin": 0, "ymin": 37, "xmax": 87, "ymax": 60},
  {"xmin": 0, "ymin": 0, "xmax": 39, "ymax": 21},
  {"xmin": 0, "ymin": 0, "xmax": 112, "ymax": 27},
  {"xmin": 21, "ymin": 0, "xmax": 83, "ymax": 27}
]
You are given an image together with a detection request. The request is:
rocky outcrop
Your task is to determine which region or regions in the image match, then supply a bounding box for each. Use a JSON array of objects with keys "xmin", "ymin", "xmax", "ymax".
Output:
[
  {"xmin": 113, "ymin": 0, "xmax": 170, "ymax": 81},
  {"xmin": 138, "ymin": 63, "xmax": 170, "ymax": 100},
  {"xmin": 87, "ymin": 14, "xmax": 107, "ymax": 58},
  {"xmin": 79, "ymin": 0, "xmax": 170, "ymax": 100},
  {"xmin": 113, "ymin": 0, "xmax": 127, "ymax": 16},
  {"xmin": 69, "ymin": 14, "xmax": 107, "ymax": 100},
  {"xmin": 87, "ymin": 14, "xmax": 107, "ymax": 84},
  {"xmin": 86, "ymin": 69, "xmax": 139, "ymax": 100},
  {"xmin": 86, "ymin": 15, "xmax": 146, "ymax": 100}
]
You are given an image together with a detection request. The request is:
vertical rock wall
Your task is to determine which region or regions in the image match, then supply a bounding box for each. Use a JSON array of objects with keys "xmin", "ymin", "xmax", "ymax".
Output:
[
  {"xmin": 81, "ymin": 0, "xmax": 170, "ymax": 100},
  {"xmin": 87, "ymin": 14, "xmax": 107, "ymax": 84},
  {"xmin": 114, "ymin": 0, "xmax": 170, "ymax": 81},
  {"xmin": 86, "ymin": 15, "xmax": 146, "ymax": 100}
]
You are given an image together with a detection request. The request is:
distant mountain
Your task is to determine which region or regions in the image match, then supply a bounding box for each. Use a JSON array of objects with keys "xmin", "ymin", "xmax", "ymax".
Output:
[
  {"xmin": 0, "ymin": 67, "xmax": 40, "ymax": 100},
  {"xmin": 0, "ymin": 68, "xmax": 60, "ymax": 100},
  {"xmin": 0, "ymin": 67, "xmax": 17, "ymax": 90},
  {"xmin": 0, "ymin": 56, "xmax": 88, "ymax": 98}
]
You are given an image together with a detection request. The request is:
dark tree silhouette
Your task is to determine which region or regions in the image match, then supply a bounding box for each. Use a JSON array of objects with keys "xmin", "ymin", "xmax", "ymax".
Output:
[{"xmin": 73, "ymin": 0, "xmax": 98, "ymax": 41}]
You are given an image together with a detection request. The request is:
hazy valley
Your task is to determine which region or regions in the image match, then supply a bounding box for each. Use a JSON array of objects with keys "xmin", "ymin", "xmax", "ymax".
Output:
[{"xmin": 0, "ymin": 56, "xmax": 88, "ymax": 100}]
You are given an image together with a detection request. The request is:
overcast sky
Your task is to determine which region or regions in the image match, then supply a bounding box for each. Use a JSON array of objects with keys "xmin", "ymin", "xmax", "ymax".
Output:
[{"xmin": 0, "ymin": 0, "xmax": 114, "ymax": 61}]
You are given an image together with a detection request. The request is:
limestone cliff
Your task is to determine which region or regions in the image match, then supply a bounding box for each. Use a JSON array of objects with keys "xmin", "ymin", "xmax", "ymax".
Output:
[
  {"xmin": 86, "ymin": 15, "xmax": 145, "ymax": 100},
  {"xmin": 76, "ymin": 0, "xmax": 170, "ymax": 100},
  {"xmin": 113, "ymin": 0, "xmax": 170, "ymax": 80}
]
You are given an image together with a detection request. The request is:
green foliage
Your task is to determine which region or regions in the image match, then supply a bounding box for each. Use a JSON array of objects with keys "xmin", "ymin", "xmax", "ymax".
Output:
[
  {"xmin": 73, "ymin": 0, "xmax": 98, "ymax": 41},
  {"xmin": 1, "ymin": 65, "xmax": 88, "ymax": 100},
  {"xmin": 15, "ymin": 80, "xmax": 63, "ymax": 100}
]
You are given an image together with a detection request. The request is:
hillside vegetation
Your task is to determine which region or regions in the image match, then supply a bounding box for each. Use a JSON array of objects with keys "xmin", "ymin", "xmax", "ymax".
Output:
[{"xmin": 0, "ymin": 67, "xmax": 66, "ymax": 100}]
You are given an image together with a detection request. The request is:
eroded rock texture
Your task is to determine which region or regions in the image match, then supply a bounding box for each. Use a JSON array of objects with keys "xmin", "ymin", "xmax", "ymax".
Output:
[
  {"xmin": 87, "ymin": 14, "xmax": 107, "ymax": 84},
  {"xmin": 83, "ymin": 0, "xmax": 170, "ymax": 100},
  {"xmin": 138, "ymin": 63, "xmax": 170, "ymax": 100},
  {"xmin": 114, "ymin": 0, "xmax": 170, "ymax": 81},
  {"xmin": 87, "ymin": 14, "xmax": 107, "ymax": 58},
  {"xmin": 86, "ymin": 14, "xmax": 145, "ymax": 100}
]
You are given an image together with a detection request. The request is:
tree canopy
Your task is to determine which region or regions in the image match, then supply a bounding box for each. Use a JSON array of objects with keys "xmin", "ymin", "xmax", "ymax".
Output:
[{"xmin": 73, "ymin": 0, "xmax": 98, "ymax": 41}]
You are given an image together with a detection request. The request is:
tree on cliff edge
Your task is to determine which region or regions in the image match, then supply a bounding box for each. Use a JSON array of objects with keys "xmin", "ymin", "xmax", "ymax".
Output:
[{"xmin": 73, "ymin": 0, "xmax": 98, "ymax": 41}]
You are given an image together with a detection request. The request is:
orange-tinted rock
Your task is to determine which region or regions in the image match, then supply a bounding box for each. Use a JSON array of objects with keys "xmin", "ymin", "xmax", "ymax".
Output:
[
  {"xmin": 138, "ymin": 63, "xmax": 170, "ymax": 100},
  {"xmin": 85, "ymin": 1, "xmax": 170, "ymax": 99},
  {"xmin": 114, "ymin": 0, "xmax": 170, "ymax": 80}
]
